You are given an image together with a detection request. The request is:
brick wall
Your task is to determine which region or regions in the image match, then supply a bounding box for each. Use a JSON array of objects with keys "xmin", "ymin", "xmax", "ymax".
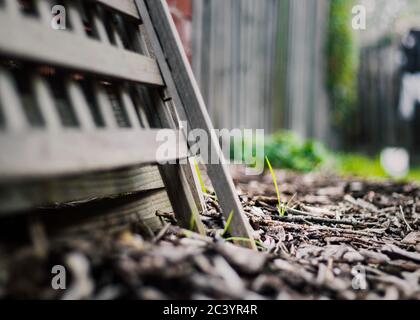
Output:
[{"xmin": 166, "ymin": 0, "xmax": 192, "ymax": 62}]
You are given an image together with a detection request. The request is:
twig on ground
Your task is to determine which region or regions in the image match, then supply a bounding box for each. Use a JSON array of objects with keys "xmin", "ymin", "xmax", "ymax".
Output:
[
  {"xmin": 399, "ymin": 206, "xmax": 413, "ymax": 232},
  {"xmin": 153, "ymin": 223, "xmax": 171, "ymax": 243},
  {"xmin": 272, "ymin": 214, "xmax": 368, "ymax": 227}
]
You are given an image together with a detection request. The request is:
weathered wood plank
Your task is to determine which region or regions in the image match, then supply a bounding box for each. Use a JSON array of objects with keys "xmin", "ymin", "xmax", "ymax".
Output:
[
  {"xmin": 0, "ymin": 165, "xmax": 165, "ymax": 214},
  {"xmin": 0, "ymin": 189, "xmax": 170, "ymax": 240},
  {"xmin": 92, "ymin": 6, "xmax": 112, "ymax": 44},
  {"xmin": 136, "ymin": 0, "xmax": 255, "ymax": 248},
  {"xmin": 183, "ymin": 157, "xmax": 208, "ymax": 217},
  {"xmin": 120, "ymin": 87, "xmax": 142, "ymax": 128},
  {"xmin": 32, "ymin": 75, "xmax": 62, "ymax": 130},
  {"xmin": 134, "ymin": 86, "xmax": 206, "ymax": 234},
  {"xmin": 0, "ymin": 129, "xmax": 188, "ymax": 178},
  {"xmin": 4, "ymin": 0, "xmax": 20, "ymax": 16},
  {"xmin": 94, "ymin": 83, "xmax": 119, "ymax": 129},
  {"xmin": 0, "ymin": 0, "xmax": 205, "ymax": 241},
  {"xmin": 0, "ymin": 12, "xmax": 164, "ymax": 86},
  {"xmin": 132, "ymin": 8, "xmax": 207, "ymax": 235},
  {"xmin": 0, "ymin": 68, "xmax": 27, "ymax": 131},
  {"xmin": 66, "ymin": 79, "xmax": 97, "ymax": 130}
]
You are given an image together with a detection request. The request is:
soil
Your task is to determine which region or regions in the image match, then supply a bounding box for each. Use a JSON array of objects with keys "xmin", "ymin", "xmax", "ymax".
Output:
[{"xmin": 0, "ymin": 168, "xmax": 419, "ymax": 300}]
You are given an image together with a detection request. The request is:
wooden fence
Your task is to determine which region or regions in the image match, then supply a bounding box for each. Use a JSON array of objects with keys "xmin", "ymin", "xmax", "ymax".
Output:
[
  {"xmin": 0, "ymin": 0, "xmax": 176, "ymax": 235},
  {"xmin": 278, "ymin": 0, "xmax": 331, "ymax": 143},
  {"xmin": 0, "ymin": 0, "xmax": 255, "ymax": 246},
  {"xmin": 190, "ymin": 0, "xmax": 331, "ymax": 142},
  {"xmin": 358, "ymin": 40, "xmax": 401, "ymax": 152},
  {"xmin": 358, "ymin": 38, "xmax": 420, "ymax": 159},
  {"xmin": 191, "ymin": 0, "xmax": 279, "ymax": 132}
]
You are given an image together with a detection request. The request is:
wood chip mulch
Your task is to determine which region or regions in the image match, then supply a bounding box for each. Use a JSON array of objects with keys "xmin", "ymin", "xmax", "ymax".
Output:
[{"xmin": 0, "ymin": 169, "xmax": 419, "ymax": 300}]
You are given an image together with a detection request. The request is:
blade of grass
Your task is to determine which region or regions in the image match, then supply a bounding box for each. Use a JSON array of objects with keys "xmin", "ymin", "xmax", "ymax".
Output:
[
  {"xmin": 221, "ymin": 210, "xmax": 234, "ymax": 237},
  {"xmin": 265, "ymin": 156, "xmax": 284, "ymax": 216},
  {"xmin": 193, "ymin": 158, "xmax": 207, "ymax": 194}
]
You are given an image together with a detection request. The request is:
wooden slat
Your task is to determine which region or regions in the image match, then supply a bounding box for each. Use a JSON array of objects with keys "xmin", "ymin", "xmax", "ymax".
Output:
[
  {"xmin": 50, "ymin": 189, "xmax": 170, "ymax": 237},
  {"xmin": 111, "ymin": 21, "xmax": 125, "ymax": 49},
  {"xmin": 0, "ymin": 165, "xmax": 165, "ymax": 213},
  {"xmin": 0, "ymin": 12, "xmax": 164, "ymax": 86},
  {"xmin": 0, "ymin": 129, "xmax": 188, "ymax": 178},
  {"xmin": 32, "ymin": 75, "xmax": 62, "ymax": 130},
  {"xmin": 158, "ymin": 163, "xmax": 206, "ymax": 235},
  {"xmin": 94, "ymin": 83, "xmax": 119, "ymax": 128},
  {"xmin": 0, "ymin": 189, "xmax": 170, "ymax": 239},
  {"xmin": 184, "ymin": 157, "xmax": 208, "ymax": 217},
  {"xmin": 134, "ymin": 61, "xmax": 206, "ymax": 235},
  {"xmin": 120, "ymin": 87, "xmax": 141, "ymax": 128},
  {"xmin": 0, "ymin": 68, "xmax": 27, "ymax": 131},
  {"xmin": 66, "ymin": 79, "xmax": 96, "ymax": 130},
  {"xmin": 67, "ymin": 1, "xmax": 88, "ymax": 36},
  {"xmin": 137, "ymin": 0, "xmax": 256, "ymax": 249},
  {"xmin": 4, "ymin": 0, "xmax": 20, "ymax": 16},
  {"xmin": 92, "ymin": 6, "xmax": 111, "ymax": 44},
  {"xmin": 94, "ymin": 0, "xmax": 140, "ymax": 20},
  {"xmin": 35, "ymin": 0, "xmax": 55, "ymax": 24}
]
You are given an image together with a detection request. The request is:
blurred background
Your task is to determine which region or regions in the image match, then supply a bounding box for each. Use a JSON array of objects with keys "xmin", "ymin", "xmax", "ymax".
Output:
[{"xmin": 167, "ymin": 0, "xmax": 420, "ymax": 180}]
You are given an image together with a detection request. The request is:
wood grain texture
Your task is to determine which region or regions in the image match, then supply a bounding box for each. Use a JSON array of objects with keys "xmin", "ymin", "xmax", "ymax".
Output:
[
  {"xmin": 137, "ymin": 0, "xmax": 256, "ymax": 248},
  {"xmin": 191, "ymin": 0, "xmax": 279, "ymax": 133},
  {"xmin": 0, "ymin": 165, "xmax": 165, "ymax": 214},
  {"xmin": 0, "ymin": 0, "xmax": 206, "ymax": 240},
  {"xmin": 0, "ymin": 189, "xmax": 170, "ymax": 240},
  {"xmin": 0, "ymin": 129, "xmax": 188, "ymax": 178},
  {"xmin": 0, "ymin": 12, "xmax": 163, "ymax": 86},
  {"xmin": 135, "ymin": 85, "xmax": 206, "ymax": 235}
]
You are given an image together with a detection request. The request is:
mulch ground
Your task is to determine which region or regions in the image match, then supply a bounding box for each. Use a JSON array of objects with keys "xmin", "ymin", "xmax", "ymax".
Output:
[{"xmin": 0, "ymin": 168, "xmax": 419, "ymax": 300}]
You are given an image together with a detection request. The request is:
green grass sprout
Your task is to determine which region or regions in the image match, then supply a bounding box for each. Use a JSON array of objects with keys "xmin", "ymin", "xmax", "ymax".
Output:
[
  {"xmin": 265, "ymin": 156, "xmax": 285, "ymax": 216},
  {"xmin": 221, "ymin": 210, "xmax": 234, "ymax": 237},
  {"xmin": 193, "ymin": 158, "xmax": 207, "ymax": 194}
]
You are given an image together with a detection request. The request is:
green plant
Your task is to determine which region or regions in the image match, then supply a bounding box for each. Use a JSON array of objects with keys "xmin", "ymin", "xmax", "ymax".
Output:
[
  {"xmin": 264, "ymin": 131, "xmax": 330, "ymax": 172},
  {"xmin": 221, "ymin": 211, "xmax": 266, "ymax": 248},
  {"xmin": 265, "ymin": 156, "xmax": 299, "ymax": 216},
  {"xmin": 221, "ymin": 210, "xmax": 234, "ymax": 237},
  {"xmin": 337, "ymin": 153, "xmax": 420, "ymax": 181},
  {"xmin": 265, "ymin": 156, "xmax": 284, "ymax": 216},
  {"xmin": 193, "ymin": 158, "xmax": 207, "ymax": 194}
]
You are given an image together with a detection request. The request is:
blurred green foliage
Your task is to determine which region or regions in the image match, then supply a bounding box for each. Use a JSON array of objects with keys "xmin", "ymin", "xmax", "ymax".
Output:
[
  {"xmin": 231, "ymin": 130, "xmax": 420, "ymax": 181},
  {"xmin": 264, "ymin": 131, "xmax": 329, "ymax": 172},
  {"xmin": 229, "ymin": 130, "xmax": 329, "ymax": 172},
  {"xmin": 327, "ymin": 0, "xmax": 357, "ymax": 128},
  {"xmin": 337, "ymin": 154, "xmax": 386, "ymax": 177},
  {"xmin": 338, "ymin": 154, "xmax": 420, "ymax": 181}
]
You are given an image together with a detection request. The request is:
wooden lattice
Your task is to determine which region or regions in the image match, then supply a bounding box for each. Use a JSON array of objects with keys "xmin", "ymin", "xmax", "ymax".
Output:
[{"xmin": 0, "ymin": 0, "xmax": 255, "ymax": 247}]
